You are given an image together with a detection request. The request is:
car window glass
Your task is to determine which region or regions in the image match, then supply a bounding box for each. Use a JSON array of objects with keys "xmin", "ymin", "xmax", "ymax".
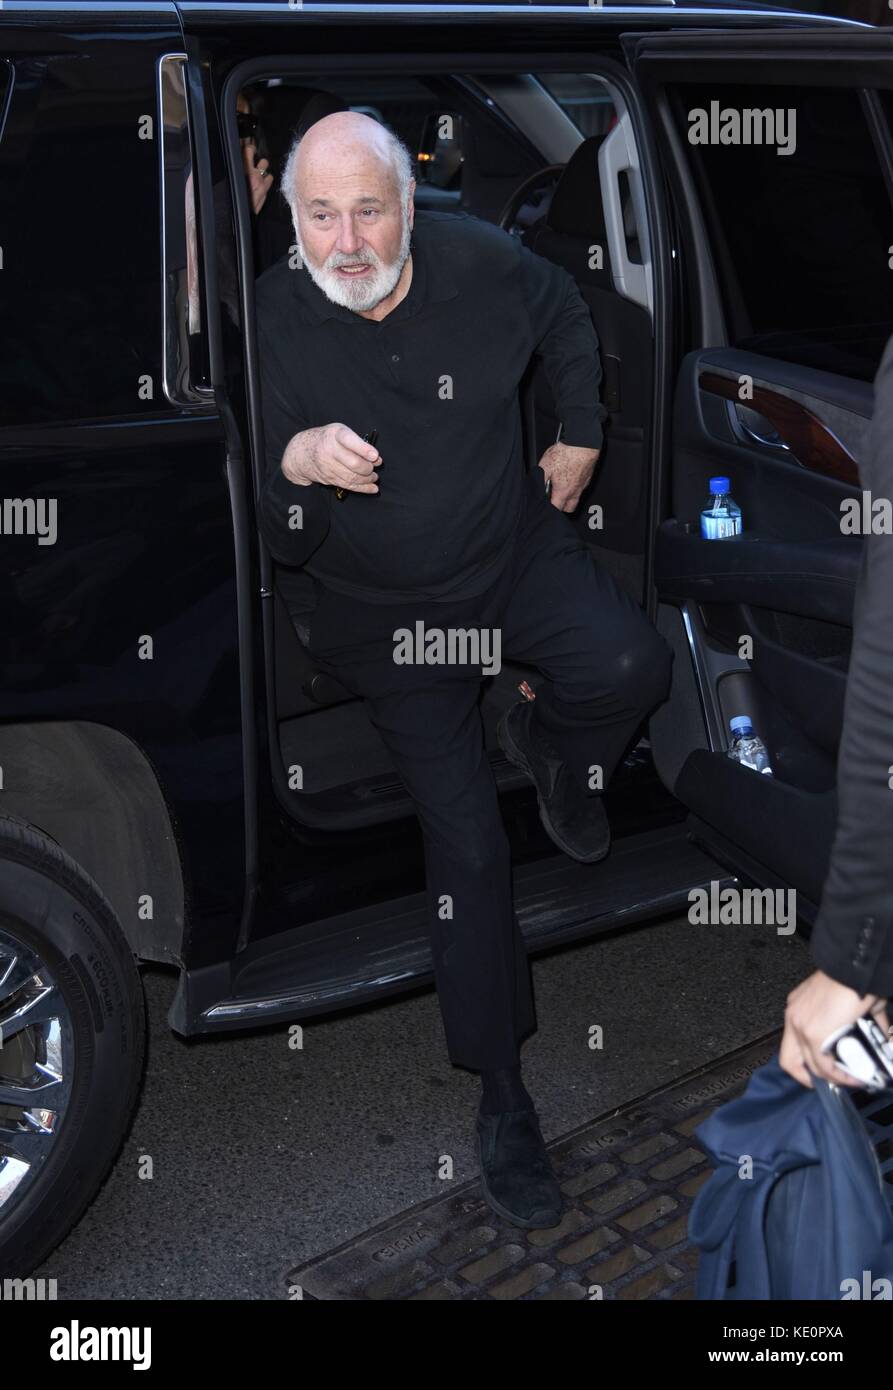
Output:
[
  {"xmin": 670, "ymin": 82, "xmax": 893, "ymax": 381},
  {"xmin": 159, "ymin": 54, "xmax": 212, "ymax": 404},
  {"xmin": 534, "ymin": 72, "xmax": 616, "ymax": 139},
  {"xmin": 248, "ymin": 74, "xmax": 465, "ymax": 208},
  {"xmin": 0, "ymin": 60, "xmax": 11, "ymax": 145}
]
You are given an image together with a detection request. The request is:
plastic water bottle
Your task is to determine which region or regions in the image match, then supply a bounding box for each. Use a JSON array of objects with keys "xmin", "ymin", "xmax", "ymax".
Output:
[
  {"xmin": 728, "ymin": 716, "xmax": 773, "ymax": 776},
  {"xmin": 700, "ymin": 476, "xmax": 742, "ymax": 539}
]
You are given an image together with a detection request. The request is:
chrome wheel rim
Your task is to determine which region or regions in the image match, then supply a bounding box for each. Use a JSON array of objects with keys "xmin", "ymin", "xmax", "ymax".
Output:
[{"xmin": 0, "ymin": 924, "xmax": 74, "ymax": 1215}]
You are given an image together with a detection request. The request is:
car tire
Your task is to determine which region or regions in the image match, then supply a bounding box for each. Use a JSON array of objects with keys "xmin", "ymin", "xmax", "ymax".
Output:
[{"xmin": 0, "ymin": 812, "xmax": 146, "ymax": 1279}]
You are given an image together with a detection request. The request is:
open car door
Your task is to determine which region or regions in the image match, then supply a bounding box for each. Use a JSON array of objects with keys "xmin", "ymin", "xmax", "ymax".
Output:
[{"xmin": 629, "ymin": 29, "xmax": 893, "ymax": 921}]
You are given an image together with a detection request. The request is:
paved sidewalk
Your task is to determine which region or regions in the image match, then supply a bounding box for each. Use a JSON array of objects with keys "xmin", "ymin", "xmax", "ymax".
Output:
[
  {"xmin": 34, "ymin": 912, "xmax": 811, "ymax": 1298},
  {"xmin": 285, "ymin": 1032, "xmax": 781, "ymax": 1300}
]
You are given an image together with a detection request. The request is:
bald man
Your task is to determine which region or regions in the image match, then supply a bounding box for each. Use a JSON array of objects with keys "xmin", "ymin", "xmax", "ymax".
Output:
[{"xmin": 256, "ymin": 112, "xmax": 672, "ymax": 1229}]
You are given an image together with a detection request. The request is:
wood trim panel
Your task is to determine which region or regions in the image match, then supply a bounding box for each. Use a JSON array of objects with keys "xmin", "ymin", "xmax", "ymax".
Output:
[{"xmin": 698, "ymin": 370, "xmax": 861, "ymax": 486}]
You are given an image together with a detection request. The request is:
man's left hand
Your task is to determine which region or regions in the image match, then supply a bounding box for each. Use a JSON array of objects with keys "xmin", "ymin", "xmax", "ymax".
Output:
[
  {"xmin": 538, "ymin": 441, "xmax": 600, "ymax": 513},
  {"xmin": 779, "ymin": 968, "xmax": 890, "ymax": 1090}
]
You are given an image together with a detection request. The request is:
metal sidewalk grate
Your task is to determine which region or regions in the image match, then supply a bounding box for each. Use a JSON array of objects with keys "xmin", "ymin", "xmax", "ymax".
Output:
[{"xmin": 286, "ymin": 1032, "xmax": 825, "ymax": 1300}]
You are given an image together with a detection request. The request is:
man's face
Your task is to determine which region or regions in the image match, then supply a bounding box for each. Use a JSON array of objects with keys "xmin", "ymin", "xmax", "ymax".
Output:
[{"xmin": 293, "ymin": 147, "xmax": 413, "ymax": 313}]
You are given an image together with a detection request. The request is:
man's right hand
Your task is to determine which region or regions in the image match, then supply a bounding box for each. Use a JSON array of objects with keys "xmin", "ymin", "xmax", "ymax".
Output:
[
  {"xmin": 282, "ymin": 424, "xmax": 380, "ymax": 495},
  {"xmin": 779, "ymin": 968, "xmax": 890, "ymax": 1090}
]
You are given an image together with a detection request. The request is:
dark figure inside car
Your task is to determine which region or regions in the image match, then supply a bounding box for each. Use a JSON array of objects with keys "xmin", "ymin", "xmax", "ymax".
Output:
[
  {"xmin": 255, "ymin": 111, "xmax": 672, "ymax": 1229},
  {"xmin": 249, "ymin": 86, "xmax": 350, "ymax": 274}
]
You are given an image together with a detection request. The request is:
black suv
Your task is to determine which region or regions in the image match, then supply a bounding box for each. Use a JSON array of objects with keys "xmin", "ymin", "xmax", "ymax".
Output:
[{"xmin": 1, "ymin": 0, "xmax": 891, "ymax": 1277}]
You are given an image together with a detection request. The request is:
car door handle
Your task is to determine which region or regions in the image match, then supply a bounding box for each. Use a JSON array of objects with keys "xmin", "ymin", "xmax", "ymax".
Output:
[
  {"xmin": 732, "ymin": 404, "xmax": 790, "ymax": 452},
  {"xmin": 699, "ymin": 370, "xmax": 860, "ymax": 486}
]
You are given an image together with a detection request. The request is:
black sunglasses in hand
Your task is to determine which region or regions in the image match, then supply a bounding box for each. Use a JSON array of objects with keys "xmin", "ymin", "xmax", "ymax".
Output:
[{"xmin": 334, "ymin": 430, "xmax": 379, "ymax": 501}]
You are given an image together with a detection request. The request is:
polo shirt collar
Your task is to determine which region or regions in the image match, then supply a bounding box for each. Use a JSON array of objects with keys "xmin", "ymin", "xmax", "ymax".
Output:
[{"xmin": 293, "ymin": 225, "xmax": 457, "ymax": 325}]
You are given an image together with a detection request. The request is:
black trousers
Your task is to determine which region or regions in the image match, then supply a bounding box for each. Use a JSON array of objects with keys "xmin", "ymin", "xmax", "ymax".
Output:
[{"xmin": 305, "ymin": 468, "xmax": 673, "ymax": 1071}]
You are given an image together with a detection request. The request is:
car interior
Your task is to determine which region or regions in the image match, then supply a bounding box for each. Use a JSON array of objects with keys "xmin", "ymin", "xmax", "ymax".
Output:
[
  {"xmin": 643, "ymin": 73, "xmax": 893, "ymax": 919},
  {"xmin": 239, "ymin": 71, "xmax": 658, "ymax": 830}
]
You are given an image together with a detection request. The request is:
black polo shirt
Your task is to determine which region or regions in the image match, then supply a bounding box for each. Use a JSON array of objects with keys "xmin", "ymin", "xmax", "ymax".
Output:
[{"xmin": 256, "ymin": 210, "xmax": 605, "ymax": 606}]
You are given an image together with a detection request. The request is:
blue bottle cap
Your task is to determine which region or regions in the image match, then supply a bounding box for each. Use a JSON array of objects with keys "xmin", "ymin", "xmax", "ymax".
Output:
[
  {"xmin": 709, "ymin": 476, "xmax": 731, "ymax": 494},
  {"xmin": 730, "ymin": 715, "xmax": 753, "ymax": 734}
]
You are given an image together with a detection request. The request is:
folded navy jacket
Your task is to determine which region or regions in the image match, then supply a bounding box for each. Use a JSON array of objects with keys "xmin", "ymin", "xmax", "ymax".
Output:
[{"xmin": 689, "ymin": 1052, "xmax": 893, "ymax": 1300}]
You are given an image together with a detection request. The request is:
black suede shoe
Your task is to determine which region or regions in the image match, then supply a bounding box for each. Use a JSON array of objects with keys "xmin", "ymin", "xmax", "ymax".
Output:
[
  {"xmin": 497, "ymin": 699, "xmax": 610, "ymax": 863},
  {"xmin": 475, "ymin": 1106, "xmax": 563, "ymax": 1229}
]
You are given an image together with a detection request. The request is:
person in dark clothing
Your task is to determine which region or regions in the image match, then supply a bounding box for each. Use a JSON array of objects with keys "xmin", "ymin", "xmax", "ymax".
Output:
[
  {"xmin": 256, "ymin": 111, "xmax": 672, "ymax": 1227},
  {"xmin": 780, "ymin": 333, "xmax": 893, "ymax": 1089}
]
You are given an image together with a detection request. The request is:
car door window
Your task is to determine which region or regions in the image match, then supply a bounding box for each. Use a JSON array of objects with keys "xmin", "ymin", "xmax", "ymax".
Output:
[
  {"xmin": 159, "ymin": 53, "xmax": 213, "ymax": 405},
  {"xmin": 0, "ymin": 59, "xmax": 11, "ymax": 145},
  {"xmin": 669, "ymin": 82, "xmax": 893, "ymax": 381}
]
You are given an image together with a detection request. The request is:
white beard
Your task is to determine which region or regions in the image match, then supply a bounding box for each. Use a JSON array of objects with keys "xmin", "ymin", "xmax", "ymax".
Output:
[{"xmin": 296, "ymin": 211, "xmax": 412, "ymax": 312}]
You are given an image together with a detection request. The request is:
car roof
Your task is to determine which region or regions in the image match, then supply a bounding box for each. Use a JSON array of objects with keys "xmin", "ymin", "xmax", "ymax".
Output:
[{"xmin": 2, "ymin": 0, "xmax": 868, "ymax": 23}]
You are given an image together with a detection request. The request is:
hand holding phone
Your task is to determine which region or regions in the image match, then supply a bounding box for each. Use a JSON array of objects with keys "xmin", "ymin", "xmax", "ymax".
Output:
[{"xmin": 821, "ymin": 1015, "xmax": 893, "ymax": 1091}]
